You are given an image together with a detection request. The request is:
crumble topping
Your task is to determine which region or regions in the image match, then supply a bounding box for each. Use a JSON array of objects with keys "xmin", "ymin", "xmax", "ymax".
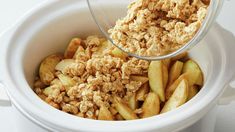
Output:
[
  {"xmin": 34, "ymin": 36, "xmax": 149, "ymax": 119},
  {"xmin": 109, "ymin": 0, "xmax": 209, "ymax": 56}
]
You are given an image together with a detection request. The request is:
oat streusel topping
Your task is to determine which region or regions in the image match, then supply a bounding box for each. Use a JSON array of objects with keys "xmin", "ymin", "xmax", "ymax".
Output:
[
  {"xmin": 34, "ymin": 36, "xmax": 149, "ymax": 119},
  {"xmin": 109, "ymin": 0, "xmax": 209, "ymax": 56}
]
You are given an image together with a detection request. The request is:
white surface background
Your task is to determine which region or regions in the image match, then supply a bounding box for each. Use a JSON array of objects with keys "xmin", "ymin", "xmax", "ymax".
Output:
[{"xmin": 0, "ymin": 0, "xmax": 235, "ymax": 132}]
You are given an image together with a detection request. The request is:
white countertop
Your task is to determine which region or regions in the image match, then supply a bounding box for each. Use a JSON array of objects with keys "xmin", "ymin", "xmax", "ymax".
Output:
[{"xmin": 0, "ymin": 0, "xmax": 235, "ymax": 132}]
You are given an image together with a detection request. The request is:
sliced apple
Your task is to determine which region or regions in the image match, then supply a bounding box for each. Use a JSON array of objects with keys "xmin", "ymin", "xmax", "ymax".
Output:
[
  {"xmin": 182, "ymin": 60, "xmax": 203, "ymax": 86},
  {"xmin": 43, "ymin": 85, "xmax": 60, "ymax": 96},
  {"xmin": 111, "ymin": 47, "xmax": 128, "ymax": 60},
  {"xmin": 168, "ymin": 61, "xmax": 184, "ymax": 86},
  {"xmin": 136, "ymin": 83, "xmax": 149, "ymax": 101},
  {"xmin": 43, "ymin": 86, "xmax": 54, "ymax": 96},
  {"xmin": 187, "ymin": 85, "xmax": 199, "ymax": 101},
  {"xmin": 148, "ymin": 61, "xmax": 165, "ymax": 102},
  {"xmin": 113, "ymin": 96, "xmax": 138, "ymax": 120},
  {"xmin": 195, "ymin": 74, "xmax": 203, "ymax": 86},
  {"xmin": 130, "ymin": 76, "xmax": 149, "ymax": 84},
  {"xmin": 98, "ymin": 105, "xmax": 113, "ymax": 120},
  {"xmin": 165, "ymin": 71, "xmax": 199, "ymax": 100},
  {"xmin": 39, "ymin": 54, "xmax": 63, "ymax": 85},
  {"xmin": 57, "ymin": 74, "xmax": 76, "ymax": 88},
  {"xmin": 162, "ymin": 64, "xmax": 169, "ymax": 90},
  {"xmin": 141, "ymin": 92, "xmax": 160, "ymax": 118},
  {"xmin": 94, "ymin": 40, "xmax": 112, "ymax": 56},
  {"xmin": 115, "ymin": 114, "xmax": 124, "ymax": 120},
  {"xmin": 73, "ymin": 45, "xmax": 85, "ymax": 60},
  {"xmin": 162, "ymin": 59, "xmax": 171, "ymax": 69},
  {"xmin": 55, "ymin": 59, "xmax": 75, "ymax": 73},
  {"xmin": 109, "ymin": 107, "xmax": 118, "ymax": 115},
  {"xmin": 128, "ymin": 93, "xmax": 138, "ymax": 110},
  {"xmin": 161, "ymin": 79, "xmax": 188, "ymax": 113},
  {"xmin": 64, "ymin": 38, "xmax": 82, "ymax": 59}
]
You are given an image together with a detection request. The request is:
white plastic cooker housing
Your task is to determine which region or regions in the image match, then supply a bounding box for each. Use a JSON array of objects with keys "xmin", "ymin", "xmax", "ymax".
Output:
[{"xmin": 0, "ymin": 0, "xmax": 235, "ymax": 132}]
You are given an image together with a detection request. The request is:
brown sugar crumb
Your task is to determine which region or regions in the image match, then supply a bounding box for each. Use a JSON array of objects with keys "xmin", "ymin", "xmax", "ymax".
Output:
[
  {"xmin": 109, "ymin": 0, "xmax": 209, "ymax": 57},
  {"xmin": 63, "ymin": 62, "xmax": 86, "ymax": 76},
  {"xmin": 62, "ymin": 104, "xmax": 79, "ymax": 115},
  {"xmin": 125, "ymin": 81, "xmax": 143, "ymax": 92},
  {"xmin": 121, "ymin": 58, "xmax": 149, "ymax": 79}
]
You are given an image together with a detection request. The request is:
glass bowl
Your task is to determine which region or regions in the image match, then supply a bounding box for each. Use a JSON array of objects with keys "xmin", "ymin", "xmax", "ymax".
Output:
[{"xmin": 87, "ymin": 0, "xmax": 224, "ymax": 60}]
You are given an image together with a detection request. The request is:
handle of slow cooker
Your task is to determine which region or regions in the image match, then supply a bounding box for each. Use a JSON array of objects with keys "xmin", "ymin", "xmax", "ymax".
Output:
[
  {"xmin": 213, "ymin": 20, "xmax": 235, "ymax": 105},
  {"xmin": 0, "ymin": 29, "xmax": 12, "ymax": 107},
  {"xmin": 218, "ymin": 79, "xmax": 235, "ymax": 105},
  {"xmin": 0, "ymin": 83, "xmax": 11, "ymax": 106}
]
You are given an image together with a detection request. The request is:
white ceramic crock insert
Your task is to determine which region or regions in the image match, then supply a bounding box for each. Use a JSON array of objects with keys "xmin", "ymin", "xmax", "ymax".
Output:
[{"xmin": 0, "ymin": 0, "xmax": 235, "ymax": 132}]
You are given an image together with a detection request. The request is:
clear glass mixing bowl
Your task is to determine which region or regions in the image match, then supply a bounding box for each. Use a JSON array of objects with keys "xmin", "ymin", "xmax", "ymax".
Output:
[{"xmin": 87, "ymin": 0, "xmax": 223, "ymax": 60}]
